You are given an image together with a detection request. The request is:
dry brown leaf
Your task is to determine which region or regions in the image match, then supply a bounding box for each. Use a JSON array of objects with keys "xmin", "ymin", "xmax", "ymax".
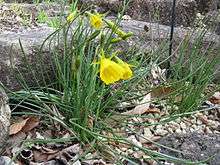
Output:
[
  {"xmin": 151, "ymin": 86, "xmax": 173, "ymax": 98},
  {"xmin": 9, "ymin": 118, "xmax": 29, "ymax": 135},
  {"xmin": 22, "ymin": 116, "xmax": 40, "ymax": 132},
  {"xmin": 9, "ymin": 116, "xmax": 40, "ymax": 135},
  {"xmin": 197, "ymin": 115, "xmax": 209, "ymax": 125},
  {"xmin": 33, "ymin": 149, "xmax": 50, "ymax": 162},
  {"xmin": 145, "ymin": 107, "xmax": 161, "ymax": 114},
  {"xmin": 88, "ymin": 116, "xmax": 94, "ymax": 129},
  {"xmin": 122, "ymin": 93, "xmax": 151, "ymax": 115},
  {"xmin": 33, "ymin": 144, "xmax": 80, "ymax": 163},
  {"xmin": 9, "ymin": 131, "xmax": 26, "ymax": 147},
  {"xmin": 209, "ymin": 92, "xmax": 220, "ymax": 104}
]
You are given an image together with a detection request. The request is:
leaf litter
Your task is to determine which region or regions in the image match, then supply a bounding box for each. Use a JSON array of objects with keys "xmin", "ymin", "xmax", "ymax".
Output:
[{"xmin": 2, "ymin": 65, "xmax": 220, "ymax": 164}]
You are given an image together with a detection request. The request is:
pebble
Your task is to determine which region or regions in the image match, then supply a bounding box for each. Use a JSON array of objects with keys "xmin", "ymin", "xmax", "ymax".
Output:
[
  {"xmin": 196, "ymin": 119, "xmax": 203, "ymax": 125},
  {"xmin": 204, "ymin": 127, "xmax": 212, "ymax": 134},
  {"xmin": 198, "ymin": 115, "xmax": 208, "ymax": 124},
  {"xmin": 175, "ymin": 117, "xmax": 181, "ymax": 123},
  {"xmin": 133, "ymin": 151, "xmax": 144, "ymax": 159},
  {"xmin": 122, "ymin": 15, "xmax": 132, "ymax": 20},
  {"xmin": 72, "ymin": 160, "xmax": 81, "ymax": 165},
  {"xmin": 169, "ymin": 121, "xmax": 180, "ymax": 129},
  {"xmin": 167, "ymin": 127, "xmax": 174, "ymax": 133},
  {"xmin": 0, "ymin": 156, "xmax": 17, "ymax": 165},
  {"xmin": 139, "ymin": 128, "xmax": 154, "ymax": 143},
  {"xmin": 213, "ymin": 130, "xmax": 220, "ymax": 134},
  {"xmin": 190, "ymin": 128, "xmax": 195, "ymax": 132},
  {"xmin": 182, "ymin": 130, "xmax": 187, "ymax": 134},
  {"xmin": 192, "ymin": 124, "xmax": 197, "ymax": 129},
  {"xmin": 180, "ymin": 122, "xmax": 186, "ymax": 129},
  {"xmin": 175, "ymin": 128, "xmax": 182, "ymax": 134},
  {"xmin": 127, "ymin": 135, "xmax": 142, "ymax": 148},
  {"xmin": 208, "ymin": 120, "xmax": 217, "ymax": 128},
  {"xmin": 191, "ymin": 118, "xmax": 197, "ymax": 124},
  {"xmin": 155, "ymin": 129, "xmax": 168, "ymax": 136}
]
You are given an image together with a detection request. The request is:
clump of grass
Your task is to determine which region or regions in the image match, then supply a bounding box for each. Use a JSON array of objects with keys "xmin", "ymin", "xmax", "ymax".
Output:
[
  {"xmin": 162, "ymin": 31, "xmax": 220, "ymax": 114},
  {"xmin": 4, "ymin": 0, "xmax": 220, "ymax": 164},
  {"xmin": 37, "ymin": 10, "xmax": 48, "ymax": 23},
  {"xmin": 8, "ymin": 0, "xmax": 138, "ymax": 142},
  {"xmin": 47, "ymin": 17, "xmax": 62, "ymax": 28}
]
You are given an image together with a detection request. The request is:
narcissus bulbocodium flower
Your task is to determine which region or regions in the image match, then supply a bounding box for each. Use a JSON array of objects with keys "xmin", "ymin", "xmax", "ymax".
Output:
[
  {"xmin": 89, "ymin": 13, "xmax": 104, "ymax": 30},
  {"xmin": 67, "ymin": 11, "xmax": 76, "ymax": 23},
  {"xmin": 99, "ymin": 51, "xmax": 133, "ymax": 85},
  {"xmin": 116, "ymin": 57, "xmax": 133, "ymax": 80}
]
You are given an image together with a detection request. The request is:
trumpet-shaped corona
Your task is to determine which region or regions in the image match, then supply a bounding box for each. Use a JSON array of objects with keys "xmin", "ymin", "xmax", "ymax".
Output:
[
  {"xmin": 100, "ymin": 57, "xmax": 124, "ymax": 85},
  {"xmin": 116, "ymin": 58, "xmax": 133, "ymax": 80}
]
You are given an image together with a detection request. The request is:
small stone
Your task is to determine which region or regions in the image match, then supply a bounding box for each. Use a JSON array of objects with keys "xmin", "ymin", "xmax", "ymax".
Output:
[
  {"xmin": 198, "ymin": 115, "xmax": 208, "ymax": 125},
  {"xmin": 0, "ymin": 156, "xmax": 17, "ymax": 165},
  {"xmin": 182, "ymin": 130, "xmax": 187, "ymax": 134},
  {"xmin": 122, "ymin": 15, "xmax": 132, "ymax": 20},
  {"xmin": 192, "ymin": 124, "xmax": 197, "ymax": 129},
  {"xmin": 190, "ymin": 128, "xmax": 195, "ymax": 132},
  {"xmin": 167, "ymin": 127, "xmax": 174, "ymax": 133},
  {"xmin": 191, "ymin": 118, "xmax": 197, "ymax": 124},
  {"xmin": 196, "ymin": 119, "xmax": 203, "ymax": 125},
  {"xmin": 155, "ymin": 129, "xmax": 168, "ymax": 136},
  {"xmin": 127, "ymin": 135, "xmax": 142, "ymax": 148},
  {"xmin": 180, "ymin": 122, "xmax": 186, "ymax": 130},
  {"xmin": 175, "ymin": 117, "xmax": 181, "ymax": 123},
  {"xmin": 151, "ymin": 136, "xmax": 162, "ymax": 142},
  {"xmin": 139, "ymin": 128, "xmax": 154, "ymax": 143},
  {"xmin": 168, "ymin": 121, "xmax": 180, "ymax": 131},
  {"xmin": 175, "ymin": 128, "xmax": 182, "ymax": 134},
  {"xmin": 197, "ymin": 129, "xmax": 204, "ymax": 134},
  {"xmin": 212, "ymin": 91, "xmax": 220, "ymax": 100},
  {"xmin": 133, "ymin": 151, "xmax": 144, "ymax": 159},
  {"xmin": 127, "ymin": 149, "xmax": 134, "ymax": 154},
  {"xmin": 204, "ymin": 127, "xmax": 213, "ymax": 134},
  {"xmin": 213, "ymin": 130, "xmax": 220, "ymax": 134},
  {"xmin": 195, "ymin": 112, "xmax": 203, "ymax": 117},
  {"xmin": 72, "ymin": 160, "xmax": 81, "ymax": 165},
  {"xmin": 208, "ymin": 120, "xmax": 218, "ymax": 129}
]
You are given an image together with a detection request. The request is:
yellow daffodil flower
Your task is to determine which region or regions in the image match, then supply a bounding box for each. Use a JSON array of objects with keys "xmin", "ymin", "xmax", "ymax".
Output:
[
  {"xmin": 89, "ymin": 13, "xmax": 103, "ymax": 30},
  {"xmin": 67, "ymin": 11, "xmax": 76, "ymax": 23},
  {"xmin": 116, "ymin": 57, "xmax": 133, "ymax": 80},
  {"xmin": 100, "ymin": 56, "xmax": 124, "ymax": 85}
]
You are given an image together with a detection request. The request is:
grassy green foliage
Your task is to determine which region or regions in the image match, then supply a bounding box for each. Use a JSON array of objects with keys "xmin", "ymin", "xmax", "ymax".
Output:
[
  {"xmin": 161, "ymin": 31, "xmax": 220, "ymax": 114},
  {"xmin": 9, "ymin": 0, "xmax": 140, "ymax": 142},
  {"xmin": 3, "ymin": 0, "xmax": 220, "ymax": 164},
  {"xmin": 37, "ymin": 10, "xmax": 48, "ymax": 23}
]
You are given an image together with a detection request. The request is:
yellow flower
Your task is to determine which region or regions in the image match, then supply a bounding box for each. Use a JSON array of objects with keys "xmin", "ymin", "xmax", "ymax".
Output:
[
  {"xmin": 116, "ymin": 57, "xmax": 133, "ymax": 80},
  {"xmin": 89, "ymin": 13, "xmax": 103, "ymax": 30},
  {"xmin": 100, "ymin": 56, "xmax": 124, "ymax": 85},
  {"xmin": 67, "ymin": 12, "xmax": 76, "ymax": 23}
]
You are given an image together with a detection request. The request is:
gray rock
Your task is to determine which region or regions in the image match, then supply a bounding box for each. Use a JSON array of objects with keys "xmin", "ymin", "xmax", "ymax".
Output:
[
  {"xmin": 0, "ymin": 86, "xmax": 11, "ymax": 153},
  {"xmin": 0, "ymin": 27, "xmax": 55, "ymax": 90},
  {"xmin": 80, "ymin": 0, "xmax": 198, "ymax": 27},
  {"xmin": 203, "ymin": 10, "xmax": 220, "ymax": 35},
  {"xmin": 195, "ymin": 0, "xmax": 218, "ymax": 13},
  {"xmin": 159, "ymin": 133, "xmax": 220, "ymax": 165},
  {"xmin": 0, "ymin": 156, "xmax": 17, "ymax": 165},
  {"xmin": 0, "ymin": 17, "xmax": 220, "ymax": 90}
]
